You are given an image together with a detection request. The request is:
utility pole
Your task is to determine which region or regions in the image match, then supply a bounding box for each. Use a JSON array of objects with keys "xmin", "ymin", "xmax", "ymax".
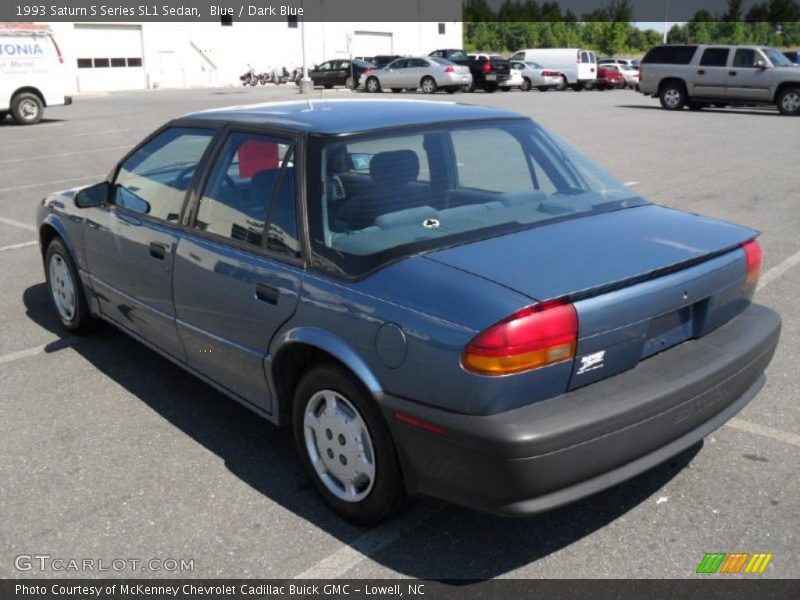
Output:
[
  {"xmin": 663, "ymin": 0, "xmax": 669, "ymax": 43},
  {"xmin": 299, "ymin": 2, "xmax": 313, "ymax": 94}
]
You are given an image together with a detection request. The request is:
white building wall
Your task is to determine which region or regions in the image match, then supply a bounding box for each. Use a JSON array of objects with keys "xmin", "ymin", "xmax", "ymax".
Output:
[{"xmin": 45, "ymin": 20, "xmax": 463, "ymax": 94}]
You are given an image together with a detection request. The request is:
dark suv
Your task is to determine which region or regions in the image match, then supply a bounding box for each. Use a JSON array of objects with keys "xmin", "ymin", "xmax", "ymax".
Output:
[{"xmin": 639, "ymin": 44, "xmax": 800, "ymax": 115}]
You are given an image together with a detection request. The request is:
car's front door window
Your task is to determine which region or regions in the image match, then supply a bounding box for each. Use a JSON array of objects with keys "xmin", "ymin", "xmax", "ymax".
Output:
[
  {"xmin": 733, "ymin": 49, "xmax": 759, "ymax": 68},
  {"xmin": 113, "ymin": 127, "xmax": 214, "ymax": 222},
  {"xmin": 194, "ymin": 132, "xmax": 300, "ymax": 257}
]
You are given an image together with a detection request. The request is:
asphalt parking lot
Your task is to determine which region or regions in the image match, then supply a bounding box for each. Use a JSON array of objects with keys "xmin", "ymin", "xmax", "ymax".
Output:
[{"xmin": 0, "ymin": 85, "xmax": 798, "ymax": 579}]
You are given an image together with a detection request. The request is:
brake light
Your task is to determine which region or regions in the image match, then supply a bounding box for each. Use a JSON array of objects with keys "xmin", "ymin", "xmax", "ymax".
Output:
[
  {"xmin": 741, "ymin": 239, "xmax": 762, "ymax": 287},
  {"xmin": 542, "ymin": 70, "xmax": 557, "ymax": 77},
  {"xmin": 363, "ymin": 67, "xmax": 373, "ymax": 74},
  {"xmin": 462, "ymin": 300, "xmax": 578, "ymax": 376},
  {"xmin": 482, "ymin": 61, "xmax": 492, "ymax": 73},
  {"xmin": 444, "ymin": 66, "xmax": 455, "ymax": 73}
]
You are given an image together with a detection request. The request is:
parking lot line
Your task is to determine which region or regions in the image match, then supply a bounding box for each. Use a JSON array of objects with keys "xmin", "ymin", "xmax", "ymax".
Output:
[
  {"xmin": 726, "ymin": 418, "xmax": 800, "ymax": 449},
  {"xmin": 0, "ymin": 241, "xmax": 37, "ymax": 252},
  {"xmin": 12, "ymin": 129, "xmax": 129, "ymax": 143},
  {"xmin": 0, "ymin": 145, "xmax": 130, "ymax": 165},
  {"xmin": 758, "ymin": 248, "xmax": 800, "ymax": 291},
  {"xmin": 0, "ymin": 216, "xmax": 35, "ymax": 232},
  {"xmin": 624, "ymin": 181, "xmax": 639, "ymax": 186},
  {"xmin": 0, "ymin": 174, "xmax": 106, "ymax": 193},
  {"xmin": 293, "ymin": 502, "xmax": 445, "ymax": 579}
]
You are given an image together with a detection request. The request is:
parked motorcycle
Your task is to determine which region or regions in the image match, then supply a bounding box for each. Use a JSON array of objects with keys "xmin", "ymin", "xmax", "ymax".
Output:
[
  {"xmin": 239, "ymin": 67, "xmax": 258, "ymax": 86},
  {"xmin": 257, "ymin": 71, "xmax": 273, "ymax": 85}
]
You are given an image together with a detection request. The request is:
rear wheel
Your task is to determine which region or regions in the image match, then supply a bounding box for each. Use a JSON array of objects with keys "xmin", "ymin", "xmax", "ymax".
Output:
[
  {"xmin": 45, "ymin": 238, "xmax": 99, "ymax": 334},
  {"xmin": 293, "ymin": 364, "xmax": 407, "ymax": 524},
  {"xmin": 483, "ymin": 83, "xmax": 498, "ymax": 93},
  {"xmin": 463, "ymin": 79, "xmax": 477, "ymax": 93},
  {"xmin": 420, "ymin": 76, "xmax": 437, "ymax": 94},
  {"xmin": 777, "ymin": 86, "xmax": 800, "ymax": 115},
  {"xmin": 365, "ymin": 77, "xmax": 381, "ymax": 93},
  {"xmin": 556, "ymin": 76, "xmax": 568, "ymax": 91},
  {"xmin": 11, "ymin": 92, "xmax": 43, "ymax": 125},
  {"xmin": 659, "ymin": 82, "xmax": 687, "ymax": 110},
  {"xmin": 520, "ymin": 77, "xmax": 532, "ymax": 92}
]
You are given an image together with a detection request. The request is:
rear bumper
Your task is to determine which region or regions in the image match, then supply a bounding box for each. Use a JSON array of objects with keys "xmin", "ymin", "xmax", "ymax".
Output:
[{"xmin": 379, "ymin": 303, "xmax": 780, "ymax": 516}]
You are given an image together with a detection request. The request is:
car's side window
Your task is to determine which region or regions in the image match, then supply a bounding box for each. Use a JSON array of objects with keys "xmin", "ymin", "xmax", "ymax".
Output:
[
  {"xmin": 733, "ymin": 49, "xmax": 758, "ymax": 68},
  {"xmin": 700, "ymin": 48, "xmax": 730, "ymax": 67},
  {"xmin": 194, "ymin": 132, "xmax": 300, "ymax": 257},
  {"xmin": 113, "ymin": 127, "xmax": 214, "ymax": 222},
  {"xmin": 451, "ymin": 128, "xmax": 539, "ymax": 193}
]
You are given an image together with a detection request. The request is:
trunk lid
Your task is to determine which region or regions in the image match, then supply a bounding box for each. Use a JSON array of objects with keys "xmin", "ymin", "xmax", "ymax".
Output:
[
  {"xmin": 426, "ymin": 205, "xmax": 758, "ymax": 391},
  {"xmin": 424, "ymin": 205, "xmax": 755, "ymax": 302}
]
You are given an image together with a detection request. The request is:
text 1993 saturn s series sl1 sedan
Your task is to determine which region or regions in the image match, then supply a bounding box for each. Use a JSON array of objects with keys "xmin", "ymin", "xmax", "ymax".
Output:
[{"xmin": 36, "ymin": 100, "xmax": 780, "ymax": 523}]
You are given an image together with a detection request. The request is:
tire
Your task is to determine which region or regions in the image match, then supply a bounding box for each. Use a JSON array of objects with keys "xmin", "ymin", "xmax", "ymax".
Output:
[
  {"xmin": 556, "ymin": 76, "xmax": 568, "ymax": 91},
  {"xmin": 45, "ymin": 238, "xmax": 99, "ymax": 335},
  {"xmin": 520, "ymin": 77, "xmax": 532, "ymax": 92},
  {"xmin": 10, "ymin": 92, "xmax": 44, "ymax": 125},
  {"xmin": 483, "ymin": 83, "xmax": 497, "ymax": 93},
  {"xmin": 571, "ymin": 83, "xmax": 584, "ymax": 92},
  {"xmin": 777, "ymin": 86, "xmax": 800, "ymax": 116},
  {"xmin": 293, "ymin": 364, "xmax": 407, "ymax": 524},
  {"xmin": 249, "ymin": 79, "xmax": 257, "ymax": 86},
  {"xmin": 323, "ymin": 84, "xmax": 334, "ymax": 89},
  {"xmin": 537, "ymin": 86, "xmax": 549, "ymax": 92},
  {"xmin": 366, "ymin": 77, "xmax": 381, "ymax": 93},
  {"xmin": 0, "ymin": 111, "xmax": 7, "ymax": 121},
  {"xmin": 500, "ymin": 86, "xmax": 511, "ymax": 92},
  {"xmin": 391, "ymin": 88, "xmax": 402, "ymax": 93},
  {"xmin": 659, "ymin": 81, "xmax": 687, "ymax": 110},
  {"xmin": 420, "ymin": 76, "xmax": 437, "ymax": 94}
]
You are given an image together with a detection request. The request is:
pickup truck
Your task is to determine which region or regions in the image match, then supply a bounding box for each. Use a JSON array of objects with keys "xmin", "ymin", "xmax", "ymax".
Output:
[
  {"xmin": 429, "ymin": 49, "xmax": 511, "ymax": 92},
  {"xmin": 639, "ymin": 44, "xmax": 800, "ymax": 115}
]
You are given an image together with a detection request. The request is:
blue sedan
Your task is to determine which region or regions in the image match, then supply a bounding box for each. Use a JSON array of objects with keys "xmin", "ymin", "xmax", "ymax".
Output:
[{"xmin": 36, "ymin": 100, "xmax": 780, "ymax": 523}]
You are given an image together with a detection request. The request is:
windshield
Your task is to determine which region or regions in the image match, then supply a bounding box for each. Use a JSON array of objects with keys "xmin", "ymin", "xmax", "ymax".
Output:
[
  {"xmin": 309, "ymin": 120, "xmax": 643, "ymax": 277},
  {"xmin": 762, "ymin": 47, "xmax": 793, "ymax": 66}
]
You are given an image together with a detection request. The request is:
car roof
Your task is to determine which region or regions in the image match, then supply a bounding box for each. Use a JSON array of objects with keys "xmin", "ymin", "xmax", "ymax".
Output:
[{"xmin": 181, "ymin": 99, "xmax": 526, "ymax": 135}]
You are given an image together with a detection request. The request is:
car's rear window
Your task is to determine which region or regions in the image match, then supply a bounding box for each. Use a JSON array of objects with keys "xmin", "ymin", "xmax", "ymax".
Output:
[
  {"xmin": 308, "ymin": 120, "xmax": 642, "ymax": 277},
  {"xmin": 642, "ymin": 45, "xmax": 698, "ymax": 64}
]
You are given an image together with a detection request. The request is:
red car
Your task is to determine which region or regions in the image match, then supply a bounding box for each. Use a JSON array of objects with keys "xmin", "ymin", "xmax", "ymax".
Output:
[{"xmin": 595, "ymin": 64, "xmax": 626, "ymax": 90}]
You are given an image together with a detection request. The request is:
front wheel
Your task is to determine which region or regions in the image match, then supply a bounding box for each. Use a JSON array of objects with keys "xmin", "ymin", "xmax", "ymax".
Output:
[
  {"xmin": 45, "ymin": 238, "xmax": 99, "ymax": 334},
  {"xmin": 420, "ymin": 76, "xmax": 437, "ymax": 94},
  {"xmin": 11, "ymin": 92, "xmax": 43, "ymax": 125},
  {"xmin": 366, "ymin": 77, "xmax": 381, "ymax": 93},
  {"xmin": 777, "ymin": 86, "xmax": 800, "ymax": 115},
  {"xmin": 293, "ymin": 364, "xmax": 407, "ymax": 524},
  {"xmin": 659, "ymin": 82, "xmax": 687, "ymax": 110}
]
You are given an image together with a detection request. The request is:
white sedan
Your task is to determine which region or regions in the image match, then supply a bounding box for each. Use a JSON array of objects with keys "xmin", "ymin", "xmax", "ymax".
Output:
[{"xmin": 509, "ymin": 61, "xmax": 564, "ymax": 92}]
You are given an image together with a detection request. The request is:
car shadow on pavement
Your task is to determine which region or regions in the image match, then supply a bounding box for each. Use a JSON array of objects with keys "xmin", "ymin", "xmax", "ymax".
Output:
[
  {"xmin": 616, "ymin": 104, "xmax": 779, "ymax": 116},
  {"xmin": 23, "ymin": 281, "xmax": 700, "ymax": 580}
]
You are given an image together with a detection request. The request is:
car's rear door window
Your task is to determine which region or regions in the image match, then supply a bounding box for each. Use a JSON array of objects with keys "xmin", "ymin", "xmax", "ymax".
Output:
[
  {"xmin": 700, "ymin": 48, "xmax": 730, "ymax": 67},
  {"xmin": 113, "ymin": 127, "xmax": 214, "ymax": 222}
]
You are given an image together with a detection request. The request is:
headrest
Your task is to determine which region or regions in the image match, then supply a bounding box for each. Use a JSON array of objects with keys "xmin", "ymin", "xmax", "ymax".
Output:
[{"xmin": 370, "ymin": 150, "xmax": 420, "ymax": 188}]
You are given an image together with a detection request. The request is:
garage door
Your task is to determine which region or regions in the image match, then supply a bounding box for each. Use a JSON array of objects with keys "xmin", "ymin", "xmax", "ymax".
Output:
[
  {"xmin": 352, "ymin": 32, "xmax": 393, "ymax": 58},
  {"xmin": 74, "ymin": 25, "xmax": 146, "ymax": 92}
]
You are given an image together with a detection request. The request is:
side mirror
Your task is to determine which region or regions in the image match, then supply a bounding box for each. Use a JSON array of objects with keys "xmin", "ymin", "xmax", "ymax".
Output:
[
  {"xmin": 74, "ymin": 182, "xmax": 110, "ymax": 208},
  {"xmin": 754, "ymin": 59, "xmax": 768, "ymax": 69}
]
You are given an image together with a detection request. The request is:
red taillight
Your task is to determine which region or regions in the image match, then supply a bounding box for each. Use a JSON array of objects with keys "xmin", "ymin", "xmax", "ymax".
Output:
[
  {"xmin": 364, "ymin": 67, "xmax": 373, "ymax": 74},
  {"xmin": 741, "ymin": 239, "xmax": 762, "ymax": 287},
  {"xmin": 542, "ymin": 70, "xmax": 556, "ymax": 77},
  {"xmin": 462, "ymin": 300, "xmax": 578, "ymax": 376},
  {"xmin": 444, "ymin": 66, "xmax": 455, "ymax": 73},
  {"xmin": 482, "ymin": 61, "xmax": 492, "ymax": 73}
]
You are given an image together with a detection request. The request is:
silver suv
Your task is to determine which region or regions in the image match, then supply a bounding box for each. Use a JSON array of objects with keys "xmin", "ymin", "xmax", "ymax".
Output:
[{"xmin": 639, "ymin": 44, "xmax": 800, "ymax": 115}]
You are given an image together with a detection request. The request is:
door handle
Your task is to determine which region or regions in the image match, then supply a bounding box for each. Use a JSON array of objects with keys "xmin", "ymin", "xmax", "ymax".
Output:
[
  {"xmin": 255, "ymin": 283, "xmax": 279, "ymax": 305},
  {"xmin": 729, "ymin": 71, "xmax": 737, "ymax": 76},
  {"xmin": 697, "ymin": 69, "xmax": 706, "ymax": 75},
  {"xmin": 149, "ymin": 242, "xmax": 167, "ymax": 260}
]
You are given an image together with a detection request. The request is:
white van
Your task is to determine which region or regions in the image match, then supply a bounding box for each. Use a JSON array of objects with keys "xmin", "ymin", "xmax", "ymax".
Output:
[
  {"xmin": 0, "ymin": 23, "xmax": 71, "ymax": 125},
  {"xmin": 510, "ymin": 48, "xmax": 597, "ymax": 90}
]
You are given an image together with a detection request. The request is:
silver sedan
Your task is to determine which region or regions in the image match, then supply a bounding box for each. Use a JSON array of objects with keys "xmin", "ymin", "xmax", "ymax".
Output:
[
  {"xmin": 511, "ymin": 61, "xmax": 564, "ymax": 91},
  {"xmin": 364, "ymin": 57, "xmax": 472, "ymax": 94}
]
